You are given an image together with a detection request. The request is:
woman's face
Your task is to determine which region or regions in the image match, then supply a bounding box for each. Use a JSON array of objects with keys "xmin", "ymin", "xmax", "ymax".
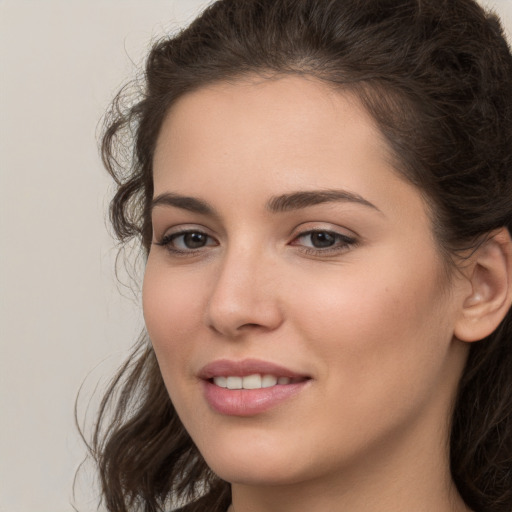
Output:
[{"xmin": 144, "ymin": 76, "xmax": 469, "ymax": 487}]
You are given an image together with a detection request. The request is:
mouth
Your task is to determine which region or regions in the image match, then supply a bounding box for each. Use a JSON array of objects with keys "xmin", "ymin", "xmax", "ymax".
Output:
[
  {"xmin": 210, "ymin": 374, "xmax": 307, "ymax": 389},
  {"xmin": 199, "ymin": 359, "xmax": 311, "ymax": 416}
]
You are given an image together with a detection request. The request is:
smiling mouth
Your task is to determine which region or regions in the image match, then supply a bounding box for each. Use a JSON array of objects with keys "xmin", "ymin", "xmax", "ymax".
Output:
[
  {"xmin": 199, "ymin": 359, "xmax": 312, "ymax": 415},
  {"xmin": 203, "ymin": 374, "xmax": 311, "ymax": 416},
  {"xmin": 211, "ymin": 374, "xmax": 308, "ymax": 390}
]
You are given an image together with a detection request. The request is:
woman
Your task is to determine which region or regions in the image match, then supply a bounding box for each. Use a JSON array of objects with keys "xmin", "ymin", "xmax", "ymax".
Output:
[{"xmin": 92, "ymin": 0, "xmax": 512, "ymax": 511}]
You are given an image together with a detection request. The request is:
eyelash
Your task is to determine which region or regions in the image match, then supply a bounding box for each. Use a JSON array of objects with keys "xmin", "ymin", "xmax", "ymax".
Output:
[
  {"xmin": 290, "ymin": 230, "xmax": 358, "ymax": 256},
  {"xmin": 154, "ymin": 229, "xmax": 218, "ymax": 256},
  {"xmin": 154, "ymin": 228, "xmax": 357, "ymax": 257}
]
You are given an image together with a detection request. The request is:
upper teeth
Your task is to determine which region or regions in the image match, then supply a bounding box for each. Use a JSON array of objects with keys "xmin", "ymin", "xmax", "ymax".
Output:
[{"xmin": 213, "ymin": 374, "xmax": 293, "ymax": 389}]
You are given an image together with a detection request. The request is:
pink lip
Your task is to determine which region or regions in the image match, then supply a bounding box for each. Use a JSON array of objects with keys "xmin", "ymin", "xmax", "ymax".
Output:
[{"xmin": 199, "ymin": 359, "xmax": 311, "ymax": 417}]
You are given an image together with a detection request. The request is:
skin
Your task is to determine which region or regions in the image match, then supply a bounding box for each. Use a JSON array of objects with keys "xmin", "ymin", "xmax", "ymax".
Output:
[{"xmin": 144, "ymin": 75, "xmax": 474, "ymax": 512}]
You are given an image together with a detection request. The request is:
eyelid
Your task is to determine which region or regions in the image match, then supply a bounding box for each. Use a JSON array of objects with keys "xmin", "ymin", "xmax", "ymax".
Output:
[
  {"xmin": 153, "ymin": 224, "xmax": 219, "ymax": 256},
  {"xmin": 153, "ymin": 223, "xmax": 214, "ymax": 242},
  {"xmin": 289, "ymin": 224, "xmax": 359, "ymax": 256},
  {"xmin": 152, "ymin": 222, "xmax": 358, "ymax": 257},
  {"xmin": 163, "ymin": 230, "xmax": 217, "ymax": 245},
  {"xmin": 290, "ymin": 222, "xmax": 359, "ymax": 240},
  {"xmin": 291, "ymin": 229, "xmax": 357, "ymax": 246}
]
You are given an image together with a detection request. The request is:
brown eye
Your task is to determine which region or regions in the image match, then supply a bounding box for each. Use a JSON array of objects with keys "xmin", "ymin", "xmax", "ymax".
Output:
[
  {"xmin": 180, "ymin": 232, "xmax": 209, "ymax": 249},
  {"xmin": 291, "ymin": 229, "xmax": 357, "ymax": 255},
  {"xmin": 309, "ymin": 231, "xmax": 336, "ymax": 248},
  {"xmin": 156, "ymin": 230, "xmax": 218, "ymax": 253}
]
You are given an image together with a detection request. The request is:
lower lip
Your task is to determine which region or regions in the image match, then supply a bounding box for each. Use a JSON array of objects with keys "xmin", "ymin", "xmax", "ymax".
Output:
[{"xmin": 203, "ymin": 380, "xmax": 309, "ymax": 416}]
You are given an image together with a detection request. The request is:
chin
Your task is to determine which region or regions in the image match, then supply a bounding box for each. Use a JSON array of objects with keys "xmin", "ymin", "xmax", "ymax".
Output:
[
  {"xmin": 208, "ymin": 457, "xmax": 307, "ymax": 487},
  {"xmin": 195, "ymin": 430, "xmax": 309, "ymax": 486}
]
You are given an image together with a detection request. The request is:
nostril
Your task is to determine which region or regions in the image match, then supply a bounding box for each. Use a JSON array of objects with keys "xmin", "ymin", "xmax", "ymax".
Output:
[{"xmin": 240, "ymin": 323, "xmax": 263, "ymax": 329}]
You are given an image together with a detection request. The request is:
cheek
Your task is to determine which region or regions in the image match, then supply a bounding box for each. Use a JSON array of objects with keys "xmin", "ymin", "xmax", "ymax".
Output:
[
  {"xmin": 294, "ymin": 260, "xmax": 437, "ymax": 338},
  {"xmin": 275, "ymin": 263, "xmax": 456, "ymax": 468},
  {"xmin": 142, "ymin": 260, "xmax": 205, "ymax": 377},
  {"xmin": 291, "ymin": 250, "xmax": 453, "ymax": 398}
]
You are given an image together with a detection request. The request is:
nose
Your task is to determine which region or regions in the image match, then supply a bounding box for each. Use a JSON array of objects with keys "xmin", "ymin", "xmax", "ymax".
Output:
[{"xmin": 206, "ymin": 247, "xmax": 284, "ymax": 338}]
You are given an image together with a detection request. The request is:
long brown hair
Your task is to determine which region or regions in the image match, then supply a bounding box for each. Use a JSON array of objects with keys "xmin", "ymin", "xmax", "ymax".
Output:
[{"xmin": 90, "ymin": 1, "xmax": 512, "ymax": 511}]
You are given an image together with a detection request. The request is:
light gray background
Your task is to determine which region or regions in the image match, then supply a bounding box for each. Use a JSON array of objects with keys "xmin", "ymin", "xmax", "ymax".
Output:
[{"xmin": 1, "ymin": 1, "xmax": 511, "ymax": 511}]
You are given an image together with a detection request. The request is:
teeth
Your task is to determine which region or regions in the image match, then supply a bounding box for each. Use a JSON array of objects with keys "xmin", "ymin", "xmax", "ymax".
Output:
[
  {"xmin": 261, "ymin": 374, "xmax": 278, "ymax": 387},
  {"xmin": 226, "ymin": 376, "xmax": 242, "ymax": 389},
  {"xmin": 242, "ymin": 374, "xmax": 262, "ymax": 389},
  {"xmin": 214, "ymin": 376, "xmax": 227, "ymax": 388},
  {"xmin": 212, "ymin": 374, "xmax": 296, "ymax": 389}
]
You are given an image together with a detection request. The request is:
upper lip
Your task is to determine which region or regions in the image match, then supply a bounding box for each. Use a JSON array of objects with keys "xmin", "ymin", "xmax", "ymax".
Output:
[{"xmin": 198, "ymin": 358, "xmax": 310, "ymax": 380}]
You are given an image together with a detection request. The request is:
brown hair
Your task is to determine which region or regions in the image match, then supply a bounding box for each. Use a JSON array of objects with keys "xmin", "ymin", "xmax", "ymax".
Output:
[{"xmin": 90, "ymin": 1, "xmax": 512, "ymax": 511}]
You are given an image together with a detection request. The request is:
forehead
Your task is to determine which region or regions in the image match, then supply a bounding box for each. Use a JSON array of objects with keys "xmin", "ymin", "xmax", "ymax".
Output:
[
  {"xmin": 155, "ymin": 75, "xmax": 381, "ymax": 146},
  {"xmin": 151, "ymin": 75, "xmax": 430, "ymax": 231},
  {"xmin": 153, "ymin": 75, "xmax": 394, "ymax": 189}
]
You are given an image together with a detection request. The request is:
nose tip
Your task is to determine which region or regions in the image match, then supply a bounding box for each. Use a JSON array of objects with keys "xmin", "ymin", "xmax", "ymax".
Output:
[
  {"xmin": 205, "ymin": 258, "xmax": 283, "ymax": 338},
  {"xmin": 208, "ymin": 305, "xmax": 282, "ymax": 338}
]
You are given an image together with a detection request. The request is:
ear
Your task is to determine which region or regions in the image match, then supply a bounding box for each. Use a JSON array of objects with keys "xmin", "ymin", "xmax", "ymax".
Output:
[{"xmin": 454, "ymin": 228, "xmax": 512, "ymax": 343}]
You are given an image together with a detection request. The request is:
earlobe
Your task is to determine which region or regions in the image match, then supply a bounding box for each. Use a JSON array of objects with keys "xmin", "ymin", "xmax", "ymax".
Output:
[{"xmin": 454, "ymin": 228, "xmax": 512, "ymax": 343}]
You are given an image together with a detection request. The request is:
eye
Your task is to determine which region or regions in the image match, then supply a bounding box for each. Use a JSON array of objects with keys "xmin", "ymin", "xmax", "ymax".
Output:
[
  {"xmin": 155, "ymin": 229, "xmax": 218, "ymax": 254},
  {"xmin": 301, "ymin": 231, "xmax": 337, "ymax": 248},
  {"xmin": 291, "ymin": 229, "xmax": 357, "ymax": 254}
]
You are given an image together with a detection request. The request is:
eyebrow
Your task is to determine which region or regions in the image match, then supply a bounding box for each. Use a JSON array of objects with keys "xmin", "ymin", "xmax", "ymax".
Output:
[
  {"xmin": 266, "ymin": 189, "xmax": 381, "ymax": 213},
  {"xmin": 151, "ymin": 193, "xmax": 217, "ymax": 216},
  {"xmin": 150, "ymin": 189, "xmax": 381, "ymax": 216}
]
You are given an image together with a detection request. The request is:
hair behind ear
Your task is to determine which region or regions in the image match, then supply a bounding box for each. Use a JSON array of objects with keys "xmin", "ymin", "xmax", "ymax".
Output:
[
  {"xmin": 451, "ymin": 305, "xmax": 512, "ymax": 511},
  {"xmin": 449, "ymin": 228, "xmax": 512, "ymax": 512}
]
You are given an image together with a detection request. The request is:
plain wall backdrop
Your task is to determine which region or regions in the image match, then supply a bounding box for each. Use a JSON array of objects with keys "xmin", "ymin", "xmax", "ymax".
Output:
[{"xmin": 1, "ymin": 1, "xmax": 511, "ymax": 511}]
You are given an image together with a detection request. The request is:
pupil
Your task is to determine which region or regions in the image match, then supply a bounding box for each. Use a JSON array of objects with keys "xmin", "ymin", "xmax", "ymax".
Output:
[
  {"xmin": 184, "ymin": 232, "xmax": 206, "ymax": 248},
  {"xmin": 312, "ymin": 232, "xmax": 335, "ymax": 248}
]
